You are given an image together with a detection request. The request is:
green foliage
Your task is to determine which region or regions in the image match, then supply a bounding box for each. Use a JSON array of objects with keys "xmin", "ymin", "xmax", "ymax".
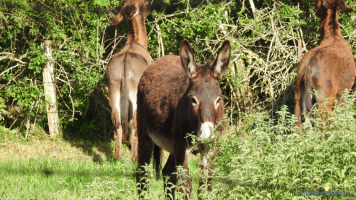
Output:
[
  {"xmin": 1, "ymin": 0, "xmax": 356, "ymax": 139},
  {"xmin": 0, "ymin": 0, "xmax": 121, "ymax": 139},
  {"xmin": 213, "ymin": 93, "xmax": 356, "ymax": 198}
]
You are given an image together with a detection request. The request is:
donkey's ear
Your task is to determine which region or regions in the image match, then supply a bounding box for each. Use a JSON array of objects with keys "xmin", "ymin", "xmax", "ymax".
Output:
[
  {"xmin": 111, "ymin": 2, "xmax": 140, "ymax": 25},
  {"xmin": 111, "ymin": 12, "xmax": 124, "ymax": 25},
  {"xmin": 180, "ymin": 40, "xmax": 197, "ymax": 78},
  {"xmin": 211, "ymin": 40, "xmax": 231, "ymax": 79},
  {"xmin": 338, "ymin": 0, "xmax": 354, "ymax": 13},
  {"xmin": 125, "ymin": 2, "xmax": 140, "ymax": 20}
]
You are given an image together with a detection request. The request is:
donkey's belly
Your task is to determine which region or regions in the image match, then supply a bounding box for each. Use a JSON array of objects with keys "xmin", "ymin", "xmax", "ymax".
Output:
[{"xmin": 148, "ymin": 131, "xmax": 175, "ymax": 153}]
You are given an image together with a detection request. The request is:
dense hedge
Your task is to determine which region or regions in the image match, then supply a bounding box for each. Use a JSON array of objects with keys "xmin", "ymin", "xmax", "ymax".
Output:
[{"xmin": 0, "ymin": 0, "xmax": 355, "ymax": 138}]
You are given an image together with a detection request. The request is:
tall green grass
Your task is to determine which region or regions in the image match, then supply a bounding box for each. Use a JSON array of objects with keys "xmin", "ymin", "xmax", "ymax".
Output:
[{"xmin": 213, "ymin": 93, "xmax": 356, "ymax": 199}]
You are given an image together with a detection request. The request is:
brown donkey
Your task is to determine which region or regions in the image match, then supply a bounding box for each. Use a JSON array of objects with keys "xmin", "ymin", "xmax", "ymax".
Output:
[
  {"xmin": 295, "ymin": 0, "xmax": 355, "ymax": 127},
  {"xmin": 107, "ymin": 0, "xmax": 151, "ymax": 160},
  {"xmin": 136, "ymin": 40, "xmax": 231, "ymax": 199}
]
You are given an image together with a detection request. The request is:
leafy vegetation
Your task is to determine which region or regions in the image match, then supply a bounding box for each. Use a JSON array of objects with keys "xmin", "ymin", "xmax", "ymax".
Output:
[
  {"xmin": 1, "ymin": 0, "xmax": 355, "ymax": 136},
  {"xmin": 213, "ymin": 93, "xmax": 356, "ymax": 199}
]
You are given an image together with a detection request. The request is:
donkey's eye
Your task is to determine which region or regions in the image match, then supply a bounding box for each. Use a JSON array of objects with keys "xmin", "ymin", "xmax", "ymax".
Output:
[
  {"xmin": 216, "ymin": 97, "xmax": 221, "ymax": 107},
  {"xmin": 190, "ymin": 97, "xmax": 198, "ymax": 107}
]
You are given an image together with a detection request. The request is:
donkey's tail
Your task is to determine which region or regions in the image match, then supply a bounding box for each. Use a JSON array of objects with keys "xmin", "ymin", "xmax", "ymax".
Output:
[
  {"xmin": 301, "ymin": 78, "xmax": 314, "ymax": 118},
  {"xmin": 120, "ymin": 65, "xmax": 129, "ymax": 142},
  {"xmin": 153, "ymin": 144, "xmax": 161, "ymax": 180}
]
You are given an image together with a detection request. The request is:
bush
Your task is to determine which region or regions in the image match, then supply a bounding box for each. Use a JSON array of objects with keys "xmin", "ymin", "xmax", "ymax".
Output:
[
  {"xmin": 0, "ymin": 0, "xmax": 355, "ymax": 139},
  {"xmin": 213, "ymin": 92, "xmax": 356, "ymax": 199},
  {"xmin": 0, "ymin": 0, "xmax": 122, "ymax": 139}
]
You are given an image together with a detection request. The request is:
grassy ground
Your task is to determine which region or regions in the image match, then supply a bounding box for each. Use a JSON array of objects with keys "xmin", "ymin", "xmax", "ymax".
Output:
[{"xmin": 0, "ymin": 126, "xmax": 201, "ymax": 199}]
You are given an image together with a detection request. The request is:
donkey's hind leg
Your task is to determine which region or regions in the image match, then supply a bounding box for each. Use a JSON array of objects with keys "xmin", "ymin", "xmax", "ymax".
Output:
[
  {"xmin": 129, "ymin": 110, "xmax": 138, "ymax": 161},
  {"xmin": 111, "ymin": 105, "xmax": 123, "ymax": 160},
  {"xmin": 136, "ymin": 127, "xmax": 153, "ymax": 197}
]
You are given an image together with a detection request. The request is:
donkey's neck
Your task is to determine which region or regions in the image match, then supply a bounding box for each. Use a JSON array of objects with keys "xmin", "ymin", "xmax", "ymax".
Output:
[
  {"xmin": 319, "ymin": 8, "xmax": 342, "ymax": 41},
  {"xmin": 126, "ymin": 15, "xmax": 148, "ymax": 50}
]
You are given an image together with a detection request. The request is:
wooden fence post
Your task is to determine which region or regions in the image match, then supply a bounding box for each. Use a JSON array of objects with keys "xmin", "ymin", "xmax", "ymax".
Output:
[
  {"xmin": 249, "ymin": 0, "xmax": 256, "ymax": 18},
  {"xmin": 42, "ymin": 40, "xmax": 60, "ymax": 137}
]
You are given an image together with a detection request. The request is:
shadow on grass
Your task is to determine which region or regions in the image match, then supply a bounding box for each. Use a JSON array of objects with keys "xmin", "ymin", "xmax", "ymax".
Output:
[
  {"xmin": 1, "ymin": 165, "xmax": 136, "ymax": 178},
  {"xmin": 60, "ymin": 83, "xmax": 120, "ymax": 163},
  {"xmin": 62, "ymin": 128, "xmax": 116, "ymax": 163},
  {"xmin": 0, "ymin": 155, "xmax": 138, "ymax": 180}
]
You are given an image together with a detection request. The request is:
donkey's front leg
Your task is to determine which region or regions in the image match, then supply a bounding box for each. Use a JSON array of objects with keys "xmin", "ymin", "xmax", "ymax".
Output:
[
  {"xmin": 162, "ymin": 154, "xmax": 177, "ymax": 200},
  {"xmin": 175, "ymin": 145, "xmax": 192, "ymax": 200},
  {"xmin": 198, "ymin": 149, "xmax": 218, "ymax": 200}
]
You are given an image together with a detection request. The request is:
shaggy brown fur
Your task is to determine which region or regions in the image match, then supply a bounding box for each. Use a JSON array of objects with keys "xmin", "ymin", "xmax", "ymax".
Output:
[
  {"xmin": 106, "ymin": 0, "xmax": 151, "ymax": 160},
  {"xmin": 295, "ymin": 0, "xmax": 355, "ymax": 127},
  {"xmin": 136, "ymin": 40, "xmax": 231, "ymax": 199}
]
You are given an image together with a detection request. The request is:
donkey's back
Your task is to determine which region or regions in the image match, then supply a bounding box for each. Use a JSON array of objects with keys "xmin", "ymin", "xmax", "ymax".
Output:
[
  {"xmin": 138, "ymin": 55, "xmax": 189, "ymax": 134},
  {"xmin": 107, "ymin": 43, "xmax": 151, "ymax": 84}
]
